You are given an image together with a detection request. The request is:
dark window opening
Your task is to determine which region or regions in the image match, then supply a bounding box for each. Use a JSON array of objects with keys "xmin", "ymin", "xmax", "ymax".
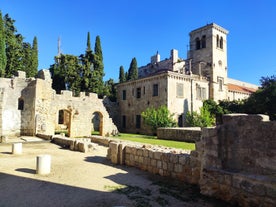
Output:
[
  {"xmin": 136, "ymin": 115, "xmax": 141, "ymax": 129},
  {"xmin": 153, "ymin": 84, "xmax": 158, "ymax": 96},
  {"xmin": 196, "ymin": 37, "xmax": 201, "ymax": 50},
  {"xmin": 136, "ymin": 87, "xmax": 141, "ymax": 98},
  {"xmin": 220, "ymin": 37, "xmax": 223, "ymax": 49},
  {"xmin": 122, "ymin": 90, "xmax": 126, "ymax": 100},
  {"xmin": 201, "ymin": 35, "xmax": 206, "ymax": 48},
  {"xmin": 58, "ymin": 110, "xmax": 64, "ymax": 124},
  {"xmin": 18, "ymin": 98, "xmax": 24, "ymax": 110},
  {"xmin": 216, "ymin": 35, "xmax": 220, "ymax": 48}
]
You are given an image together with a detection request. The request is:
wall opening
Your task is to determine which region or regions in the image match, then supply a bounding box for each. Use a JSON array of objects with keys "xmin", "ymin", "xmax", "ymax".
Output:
[
  {"xmin": 92, "ymin": 111, "xmax": 103, "ymax": 136},
  {"xmin": 56, "ymin": 109, "xmax": 71, "ymax": 136}
]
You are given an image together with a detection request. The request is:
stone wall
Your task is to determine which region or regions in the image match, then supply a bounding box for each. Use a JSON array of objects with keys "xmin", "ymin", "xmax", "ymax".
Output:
[
  {"xmin": 106, "ymin": 140, "xmax": 201, "ymax": 185},
  {"xmin": 157, "ymin": 127, "xmax": 201, "ymax": 142},
  {"xmin": 199, "ymin": 114, "xmax": 276, "ymax": 207}
]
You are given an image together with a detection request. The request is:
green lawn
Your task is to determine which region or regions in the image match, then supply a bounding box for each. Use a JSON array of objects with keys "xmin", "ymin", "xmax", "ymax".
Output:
[{"xmin": 113, "ymin": 133, "xmax": 195, "ymax": 150}]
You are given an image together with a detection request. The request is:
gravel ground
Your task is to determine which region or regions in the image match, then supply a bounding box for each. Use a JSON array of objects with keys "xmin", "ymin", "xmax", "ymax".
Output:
[{"xmin": 0, "ymin": 140, "xmax": 234, "ymax": 207}]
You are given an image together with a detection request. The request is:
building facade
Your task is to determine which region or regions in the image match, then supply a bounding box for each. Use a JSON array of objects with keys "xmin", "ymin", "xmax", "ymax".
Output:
[{"xmin": 117, "ymin": 23, "xmax": 258, "ymax": 134}]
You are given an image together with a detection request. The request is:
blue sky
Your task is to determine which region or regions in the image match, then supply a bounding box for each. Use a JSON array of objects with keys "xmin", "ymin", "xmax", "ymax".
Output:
[{"xmin": 1, "ymin": 0, "xmax": 275, "ymax": 85}]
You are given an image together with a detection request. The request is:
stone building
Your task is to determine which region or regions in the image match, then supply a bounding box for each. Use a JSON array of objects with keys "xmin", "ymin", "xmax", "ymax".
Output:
[
  {"xmin": 0, "ymin": 70, "xmax": 118, "ymax": 138},
  {"xmin": 116, "ymin": 23, "xmax": 259, "ymax": 134}
]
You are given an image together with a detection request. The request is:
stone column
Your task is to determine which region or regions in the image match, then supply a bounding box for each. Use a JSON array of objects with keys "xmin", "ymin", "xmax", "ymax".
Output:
[
  {"xmin": 12, "ymin": 143, "xmax": 22, "ymax": 154},
  {"xmin": 36, "ymin": 154, "xmax": 51, "ymax": 175}
]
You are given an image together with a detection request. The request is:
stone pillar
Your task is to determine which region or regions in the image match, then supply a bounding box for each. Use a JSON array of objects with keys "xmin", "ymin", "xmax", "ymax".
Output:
[
  {"xmin": 12, "ymin": 143, "xmax": 22, "ymax": 154},
  {"xmin": 36, "ymin": 155, "xmax": 51, "ymax": 175}
]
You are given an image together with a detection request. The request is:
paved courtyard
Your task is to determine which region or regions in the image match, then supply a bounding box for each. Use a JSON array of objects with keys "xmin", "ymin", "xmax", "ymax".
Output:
[{"xmin": 0, "ymin": 139, "xmax": 233, "ymax": 207}]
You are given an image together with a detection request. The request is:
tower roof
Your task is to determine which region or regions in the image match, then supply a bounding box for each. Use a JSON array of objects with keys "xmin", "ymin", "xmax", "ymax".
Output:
[{"xmin": 189, "ymin": 23, "xmax": 229, "ymax": 35}]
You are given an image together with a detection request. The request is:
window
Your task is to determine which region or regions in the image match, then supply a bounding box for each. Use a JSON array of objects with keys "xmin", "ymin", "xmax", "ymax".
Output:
[
  {"xmin": 58, "ymin": 110, "xmax": 64, "ymax": 124},
  {"xmin": 136, "ymin": 115, "xmax": 141, "ymax": 129},
  {"xmin": 122, "ymin": 115, "xmax": 126, "ymax": 128},
  {"xmin": 122, "ymin": 90, "xmax": 126, "ymax": 100},
  {"xmin": 218, "ymin": 77, "xmax": 224, "ymax": 91},
  {"xmin": 216, "ymin": 35, "xmax": 220, "ymax": 48},
  {"xmin": 176, "ymin": 83, "xmax": 184, "ymax": 97},
  {"xmin": 196, "ymin": 85, "xmax": 207, "ymax": 100},
  {"xmin": 220, "ymin": 37, "xmax": 223, "ymax": 49},
  {"xmin": 153, "ymin": 84, "xmax": 158, "ymax": 96},
  {"xmin": 201, "ymin": 35, "xmax": 206, "ymax": 48},
  {"xmin": 196, "ymin": 37, "xmax": 201, "ymax": 50},
  {"xmin": 18, "ymin": 98, "xmax": 24, "ymax": 110},
  {"xmin": 136, "ymin": 87, "xmax": 141, "ymax": 98}
]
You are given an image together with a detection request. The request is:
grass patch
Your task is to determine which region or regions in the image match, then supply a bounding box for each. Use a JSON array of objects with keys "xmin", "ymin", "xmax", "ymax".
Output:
[{"xmin": 114, "ymin": 133, "xmax": 195, "ymax": 150}]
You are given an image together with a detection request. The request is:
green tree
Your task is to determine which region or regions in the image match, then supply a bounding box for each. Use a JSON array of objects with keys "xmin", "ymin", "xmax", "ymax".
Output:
[
  {"xmin": 243, "ymin": 75, "xmax": 276, "ymax": 120},
  {"xmin": 50, "ymin": 56, "xmax": 66, "ymax": 93},
  {"xmin": 0, "ymin": 11, "xmax": 6, "ymax": 77},
  {"xmin": 119, "ymin": 65, "xmax": 126, "ymax": 83},
  {"xmin": 103, "ymin": 78, "xmax": 117, "ymax": 101},
  {"xmin": 127, "ymin": 57, "xmax": 138, "ymax": 81},
  {"xmin": 185, "ymin": 104, "xmax": 215, "ymax": 128},
  {"xmin": 79, "ymin": 32, "xmax": 93, "ymax": 92},
  {"xmin": 22, "ymin": 42, "xmax": 32, "ymax": 76},
  {"xmin": 3, "ymin": 14, "xmax": 24, "ymax": 77},
  {"xmin": 30, "ymin": 36, "xmax": 38, "ymax": 77},
  {"xmin": 91, "ymin": 35, "xmax": 105, "ymax": 95},
  {"xmin": 141, "ymin": 105, "xmax": 177, "ymax": 133}
]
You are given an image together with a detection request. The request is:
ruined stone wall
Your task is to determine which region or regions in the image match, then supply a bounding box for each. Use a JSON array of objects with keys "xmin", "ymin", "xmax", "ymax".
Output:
[
  {"xmin": 157, "ymin": 127, "xmax": 201, "ymax": 142},
  {"xmin": 200, "ymin": 114, "xmax": 276, "ymax": 207},
  {"xmin": 107, "ymin": 141, "xmax": 201, "ymax": 185}
]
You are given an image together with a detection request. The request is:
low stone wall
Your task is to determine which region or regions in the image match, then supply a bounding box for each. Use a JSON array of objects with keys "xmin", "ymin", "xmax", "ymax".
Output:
[
  {"xmin": 200, "ymin": 114, "xmax": 276, "ymax": 207},
  {"xmin": 106, "ymin": 141, "xmax": 201, "ymax": 184},
  {"xmin": 157, "ymin": 127, "xmax": 201, "ymax": 142},
  {"xmin": 52, "ymin": 136, "xmax": 97, "ymax": 153}
]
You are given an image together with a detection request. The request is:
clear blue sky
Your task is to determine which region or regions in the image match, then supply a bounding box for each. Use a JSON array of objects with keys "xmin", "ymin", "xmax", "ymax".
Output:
[{"xmin": 1, "ymin": 0, "xmax": 275, "ymax": 85}]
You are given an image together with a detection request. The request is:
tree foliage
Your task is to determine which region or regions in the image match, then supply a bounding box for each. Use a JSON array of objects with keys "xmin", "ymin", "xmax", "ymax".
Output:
[
  {"xmin": 243, "ymin": 75, "xmax": 276, "ymax": 120},
  {"xmin": 119, "ymin": 65, "xmax": 126, "ymax": 83},
  {"xmin": 141, "ymin": 105, "xmax": 177, "ymax": 132},
  {"xmin": 127, "ymin": 57, "xmax": 138, "ymax": 81},
  {"xmin": 185, "ymin": 105, "xmax": 215, "ymax": 127},
  {"xmin": 1, "ymin": 11, "xmax": 38, "ymax": 77},
  {"xmin": 0, "ymin": 11, "xmax": 6, "ymax": 77}
]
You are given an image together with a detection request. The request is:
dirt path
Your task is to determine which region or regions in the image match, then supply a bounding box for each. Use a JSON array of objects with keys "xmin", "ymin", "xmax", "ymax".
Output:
[{"xmin": 0, "ymin": 141, "xmax": 233, "ymax": 207}]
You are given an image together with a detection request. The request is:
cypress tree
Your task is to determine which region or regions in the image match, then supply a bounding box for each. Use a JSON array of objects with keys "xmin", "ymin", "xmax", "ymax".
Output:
[
  {"xmin": 92, "ymin": 35, "xmax": 104, "ymax": 95},
  {"xmin": 0, "ymin": 11, "xmax": 6, "ymax": 77},
  {"xmin": 127, "ymin": 57, "xmax": 138, "ymax": 81},
  {"xmin": 30, "ymin": 36, "xmax": 38, "ymax": 77},
  {"xmin": 119, "ymin": 65, "xmax": 125, "ymax": 83}
]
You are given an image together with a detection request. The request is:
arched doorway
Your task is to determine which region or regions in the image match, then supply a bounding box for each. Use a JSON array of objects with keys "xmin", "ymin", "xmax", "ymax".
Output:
[
  {"xmin": 91, "ymin": 112, "xmax": 103, "ymax": 136},
  {"xmin": 56, "ymin": 109, "xmax": 71, "ymax": 136}
]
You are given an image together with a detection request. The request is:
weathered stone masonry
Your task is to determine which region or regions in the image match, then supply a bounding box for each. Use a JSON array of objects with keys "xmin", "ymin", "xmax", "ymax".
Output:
[{"xmin": 104, "ymin": 114, "xmax": 276, "ymax": 207}]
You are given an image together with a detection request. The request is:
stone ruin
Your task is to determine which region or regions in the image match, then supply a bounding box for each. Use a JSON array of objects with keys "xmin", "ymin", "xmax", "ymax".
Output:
[{"xmin": 0, "ymin": 70, "xmax": 118, "ymax": 138}]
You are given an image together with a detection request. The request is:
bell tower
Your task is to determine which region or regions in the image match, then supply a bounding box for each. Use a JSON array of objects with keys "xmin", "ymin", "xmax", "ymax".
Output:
[{"xmin": 188, "ymin": 23, "xmax": 229, "ymax": 101}]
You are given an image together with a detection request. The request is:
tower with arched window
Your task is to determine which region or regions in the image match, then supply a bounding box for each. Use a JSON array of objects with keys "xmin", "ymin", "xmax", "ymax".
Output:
[{"xmin": 188, "ymin": 23, "xmax": 229, "ymax": 101}]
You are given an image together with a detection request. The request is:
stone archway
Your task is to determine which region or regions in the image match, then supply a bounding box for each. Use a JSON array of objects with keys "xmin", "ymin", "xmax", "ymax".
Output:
[
  {"xmin": 91, "ymin": 111, "xmax": 103, "ymax": 136},
  {"xmin": 56, "ymin": 109, "xmax": 71, "ymax": 137}
]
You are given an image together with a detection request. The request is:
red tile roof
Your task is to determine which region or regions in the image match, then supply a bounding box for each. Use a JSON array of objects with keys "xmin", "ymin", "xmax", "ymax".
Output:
[{"xmin": 228, "ymin": 83, "xmax": 258, "ymax": 94}]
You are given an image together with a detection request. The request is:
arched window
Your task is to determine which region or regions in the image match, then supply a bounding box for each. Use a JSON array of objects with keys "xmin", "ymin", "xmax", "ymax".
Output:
[
  {"xmin": 18, "ymin": 98, "xmax": 24, "ymax": 110},
  {"xmin": 201, "ymin": 35, "xmax": 206, "ymax": 48},
  {"xmin": 196, "ymin": 37, "xmax": 201, "ymax": 50},
  {"xmin": 220, "ymin": 37, "xmax": 223, "ymax": 49}
]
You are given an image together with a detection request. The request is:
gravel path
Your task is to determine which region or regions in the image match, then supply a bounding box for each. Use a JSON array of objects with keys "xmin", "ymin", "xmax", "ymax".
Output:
[{"xmin": 0, "ymin": 141, "xmax": 233, "ymax": 207}]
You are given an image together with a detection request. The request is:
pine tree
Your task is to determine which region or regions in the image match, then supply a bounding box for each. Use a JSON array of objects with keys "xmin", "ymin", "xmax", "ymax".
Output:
[
  {"xmin": 4, "ymin": 14, "xmax": 24, "ymax": 77},
  {"xmin": 22, "ymin": 42, "xmax": 32, "ymax": 76},
  {"xmin": 127, "ymin": 57, "xmax": 138, "ymax": 81},
  {"xmin": 0, "ymin": 11, "xmax": 6, "ymax": 77},
  {"xmin": 119, "ymin": 65, "xmax": 125, "ymax": 83}
]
